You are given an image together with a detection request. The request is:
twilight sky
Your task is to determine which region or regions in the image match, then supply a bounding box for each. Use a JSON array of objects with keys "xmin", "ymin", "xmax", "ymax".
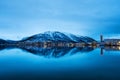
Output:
[{"xmin": 0, "ymin": 0, "xmax": 120, "ymax": 40}]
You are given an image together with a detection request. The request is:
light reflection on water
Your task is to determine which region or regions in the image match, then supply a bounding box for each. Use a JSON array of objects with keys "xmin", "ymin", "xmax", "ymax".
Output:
[{"xmin": 0, "ymin": 46, "xmax": 120, "ymax": 80}]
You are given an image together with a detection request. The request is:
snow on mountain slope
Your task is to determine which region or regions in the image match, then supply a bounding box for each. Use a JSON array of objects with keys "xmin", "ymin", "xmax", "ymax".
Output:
[{"xmin": 20, "ymin": 31, "xmax": 96, "ymax": 43}]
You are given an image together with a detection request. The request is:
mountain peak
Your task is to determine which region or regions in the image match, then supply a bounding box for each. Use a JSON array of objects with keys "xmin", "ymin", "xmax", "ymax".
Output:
[{"xmin": 20, "ymin": 31, "xmax": 96, "ymax": 43}]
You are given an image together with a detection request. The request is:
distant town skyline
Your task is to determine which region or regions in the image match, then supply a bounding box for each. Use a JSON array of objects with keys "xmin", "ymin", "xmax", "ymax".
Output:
[{"xmin": 0, "ymin": 0, "xmax": 120, "ymax": 40}]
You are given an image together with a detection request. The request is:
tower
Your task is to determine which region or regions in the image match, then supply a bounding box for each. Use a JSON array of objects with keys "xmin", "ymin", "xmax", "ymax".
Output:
[{"xmin": 100, "ymin": 35, "xmax": 103, "ymax": 42}]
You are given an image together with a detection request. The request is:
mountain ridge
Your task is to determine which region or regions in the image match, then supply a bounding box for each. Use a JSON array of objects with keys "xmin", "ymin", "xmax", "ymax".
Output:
[
  {"xmin": 0, "ymin": 31, "xmax": 97, "ymax": 44},
  {"xmin": 19, "ymin": 31, "xmax": 96, "ymax": 43}
]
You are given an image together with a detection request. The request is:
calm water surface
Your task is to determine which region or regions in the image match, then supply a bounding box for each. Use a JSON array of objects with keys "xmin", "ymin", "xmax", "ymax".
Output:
[{"xmin": 0, "ymin": 46, "xmax": 120, "ymax": 80}]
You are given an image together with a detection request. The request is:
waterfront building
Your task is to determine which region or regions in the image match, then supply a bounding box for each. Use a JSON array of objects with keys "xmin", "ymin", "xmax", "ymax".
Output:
[{"xmin": 104, "ymin": 39, "xmax": 120, "ymax": 46}]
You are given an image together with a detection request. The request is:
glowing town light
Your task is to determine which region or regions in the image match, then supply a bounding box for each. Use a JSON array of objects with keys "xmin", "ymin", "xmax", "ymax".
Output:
[
  {"xmin": 118, "ymin": 41, "xmax": 120, "ymax": 44},
  {"xmin": 119, "ymin": 47, "xmax": 120, "ymax": 50}
]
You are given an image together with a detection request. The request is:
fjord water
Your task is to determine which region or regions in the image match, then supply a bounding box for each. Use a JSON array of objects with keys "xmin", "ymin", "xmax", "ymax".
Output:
[{"xmin": 0, "ymin": 47, "xmax": 120, "ymax": 80}]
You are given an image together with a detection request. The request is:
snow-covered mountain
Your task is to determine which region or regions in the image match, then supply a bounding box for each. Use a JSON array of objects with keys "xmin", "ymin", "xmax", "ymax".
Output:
[{"xmin": 20, "ymin": 31, "xmax": 96, "ymax": 43}]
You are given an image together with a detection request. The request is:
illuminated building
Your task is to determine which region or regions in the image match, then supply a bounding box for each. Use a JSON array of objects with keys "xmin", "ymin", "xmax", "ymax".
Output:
[{"xmin": 104, "ymin": 39, "xmax": 120, "ymax": 46}]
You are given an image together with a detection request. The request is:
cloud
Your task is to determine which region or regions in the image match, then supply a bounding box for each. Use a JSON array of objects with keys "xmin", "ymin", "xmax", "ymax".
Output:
[{"xmin": 0, "ymin": 0, "xmax": 120, "ymax": 40}]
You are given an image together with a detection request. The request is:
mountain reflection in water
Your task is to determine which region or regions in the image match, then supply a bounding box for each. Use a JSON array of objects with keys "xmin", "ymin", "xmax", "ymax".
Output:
[
  {"xmin": 0, "ymin": 45, "xmax": 95, "ymax": 58},
  {"xmin": 0, "ymin": 45, "xmax": 120, "ymax": 58}
]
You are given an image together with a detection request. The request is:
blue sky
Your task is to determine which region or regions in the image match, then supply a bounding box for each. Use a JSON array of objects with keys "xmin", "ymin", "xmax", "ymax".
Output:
[{"xmin": 0, "ymin": 0, "xmax": 120, "ymax": 40}]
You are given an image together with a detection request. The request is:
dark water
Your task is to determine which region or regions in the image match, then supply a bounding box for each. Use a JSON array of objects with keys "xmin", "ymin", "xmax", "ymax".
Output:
[{"xmin": 0, "ymin": 46, "xmax": 120, "ymax": 80}]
